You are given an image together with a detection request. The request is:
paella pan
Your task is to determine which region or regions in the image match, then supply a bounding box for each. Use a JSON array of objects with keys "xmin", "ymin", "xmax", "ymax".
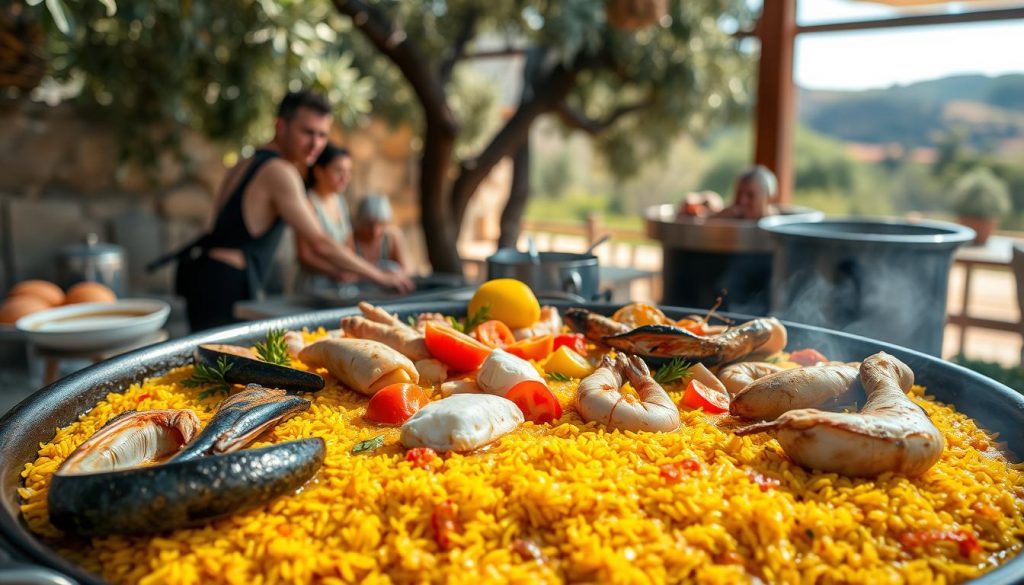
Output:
[{"xmin": 0, "ymin": 280, "xmax": 1022, "ymax": 584}]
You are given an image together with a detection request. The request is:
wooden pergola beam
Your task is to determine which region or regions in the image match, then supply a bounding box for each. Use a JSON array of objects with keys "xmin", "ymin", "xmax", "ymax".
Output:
[{"xmin": 753, "ymin": 0, "xmax": 797, "ymax": 203}]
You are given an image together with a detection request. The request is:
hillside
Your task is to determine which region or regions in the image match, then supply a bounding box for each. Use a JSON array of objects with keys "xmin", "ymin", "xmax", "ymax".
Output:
[{"xmin": 798, "ymin": 74, "xmax": 1024, "ymax": 149}]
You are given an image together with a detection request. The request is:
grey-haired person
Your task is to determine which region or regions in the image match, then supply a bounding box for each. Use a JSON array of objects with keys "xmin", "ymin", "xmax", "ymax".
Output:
[
  {"xmin": 713, "ymin": 165, "xmax": 779, "ymax": 220},
  {"xmin": 351, "ymin": 195, "xmax": 411, "ymax": 276}
]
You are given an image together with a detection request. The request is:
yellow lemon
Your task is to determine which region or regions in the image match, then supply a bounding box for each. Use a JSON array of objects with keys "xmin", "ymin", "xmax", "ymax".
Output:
[
  {"xmin": 468, "ymin": 278, "xmax": 540, "ymax": 329},
  {"xmin": 542, "ymin": 346, "xmax": 594, "ymax": 379}
]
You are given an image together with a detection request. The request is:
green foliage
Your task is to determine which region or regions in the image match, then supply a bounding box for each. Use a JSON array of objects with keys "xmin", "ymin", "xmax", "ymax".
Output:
[
  {"xmin": 952, "ymin": 354, "xmax": 1024, "ymax": 395},
  {"xmin": 950, "ymin": 167, "xmax": 1012, "ymax": 219},
  {"xmin": 30, "ymin": 0, "xmax": 378, "ymax": 164},
  {"xmin": 534, "ymin": 151, "xmax": 573, "ymax": 200},
  {"xmin": 29, "ymin": 0, "xmax": 755, "ymax": 184}
]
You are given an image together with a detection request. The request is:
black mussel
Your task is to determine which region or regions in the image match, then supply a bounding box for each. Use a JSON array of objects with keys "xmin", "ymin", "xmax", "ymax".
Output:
[
  {"xmin": 48, "ymin": 437, "xmax": 325, "ymax": 536},
  {"xmin": 172, "ymin": 384, "xmax": 310, "ymax": 462},
  {"xmin": 194, "ymin": 343, "xmax": 324, "ymax": 393}
]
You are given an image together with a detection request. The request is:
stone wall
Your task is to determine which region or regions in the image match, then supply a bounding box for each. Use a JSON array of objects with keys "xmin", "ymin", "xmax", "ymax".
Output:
[{"xmin": 0, "ymin": 99, "xmax": 504, "ymax": 296}]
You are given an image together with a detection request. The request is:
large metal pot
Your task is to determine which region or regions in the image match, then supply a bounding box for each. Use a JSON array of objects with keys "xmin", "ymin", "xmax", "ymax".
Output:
[
  {"xmin": 486, "ymin": 249, "xmax": 599, "ymax": 301},
  {"xmin": 0, "ymin": 302, "xmax": 1022, "ymax": 584},
  {"xmin": 645, "ymin": 204, "xmax": 823, "ymax": 314},
  {"xmin": 759, "ymin": 216, "xmax": 975, "ymax": 356}
]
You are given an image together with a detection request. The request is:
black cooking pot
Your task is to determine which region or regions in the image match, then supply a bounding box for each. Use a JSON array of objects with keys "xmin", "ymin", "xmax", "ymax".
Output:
[{"xmin": 0, "ymin": 302, "xmax": 1022, "ymax": 585}]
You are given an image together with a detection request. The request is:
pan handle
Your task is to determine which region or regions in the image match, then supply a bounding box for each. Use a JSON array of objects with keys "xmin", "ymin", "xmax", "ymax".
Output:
[{"xmin": 563, "ymin": 271, "xmax": 583, "ymax": 296}]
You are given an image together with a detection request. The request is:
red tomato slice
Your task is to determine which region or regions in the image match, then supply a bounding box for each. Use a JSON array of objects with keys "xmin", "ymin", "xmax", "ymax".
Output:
[
  {"xmin": 682, "ymin": 379, "xmax": 729, "ymax": 413},
  {"xmin": 473, "ymin": 320, "xmax": 515, "ymax": 348},
  {"xmin": 365, "ymin": 383, "xmax": 429, "ymax": 425},
  {"xmin": 789, "ymin": 348, "xmax": 828, "ymax": 367},
  {"xmin": 553, "ymin": 333, "xmax": 587, "ymax": 356},
  {"xmin": 431, "ymin": 500, "xmax": 459, "ymax": 551},
  {"xmin": 505, "ymin": 334, "xmax": 554, "ymax": 362},
  {"xmin": 424, "ymin": 322, "xmax": 492, "ymax": 372},
  {"xmin": 505, "ymin": 380, "xmax": 562, "ymax": 424}
]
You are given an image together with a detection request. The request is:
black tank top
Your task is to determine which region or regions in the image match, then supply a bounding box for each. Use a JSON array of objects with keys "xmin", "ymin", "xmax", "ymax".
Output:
[{"xmin": 205, "ymin": 149, "xmax": 285, "ymax": 288}]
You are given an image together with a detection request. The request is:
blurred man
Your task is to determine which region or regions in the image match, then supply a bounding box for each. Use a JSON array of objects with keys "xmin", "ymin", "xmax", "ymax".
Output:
[
  {"xmin": 714, "ymin": 165, "xmax": 779, "ymax": 220},
  {"xmin": 173, "ymin": 90, "xmax": 412, "ymax": 331}
]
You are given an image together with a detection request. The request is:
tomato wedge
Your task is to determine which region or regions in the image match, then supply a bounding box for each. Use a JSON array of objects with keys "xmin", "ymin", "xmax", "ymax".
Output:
[
  {"xmin": 365, "ymin": 383, "xmax": 429, "ymax": 425},
  {"xmin": 789, "ymin": 348, "xmax": 828, "ymax": 367},
  {"xmin": 473, "ymin": 320, "xmax": 515, "ymax": 348},
  {"xmin": 505, "ymin": 380, "xmax": 562, "ymax": 424},
  {"xmin": 505, "ymin": 334, "xmax": 554, "ymax": 362},
  {"xmin": 553, "ymin": 333, "xmax": 587, "ymax": 356},
  {"xmin": 682, "ymin": 379, "xmax": 729, "ymax": 413},
  {"xmin": 675, "ymin": 319, "xmax": 708, "ymax": 336},
  {"xmin": 424, "ymin": 322, "xmax": 492, "ymax": 372}
]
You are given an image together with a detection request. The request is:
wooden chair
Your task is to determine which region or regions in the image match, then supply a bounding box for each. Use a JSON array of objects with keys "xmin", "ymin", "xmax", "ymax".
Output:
[{"xmin": 1011, "ymin": 242, "xmax": 1024, "ymax": 365}]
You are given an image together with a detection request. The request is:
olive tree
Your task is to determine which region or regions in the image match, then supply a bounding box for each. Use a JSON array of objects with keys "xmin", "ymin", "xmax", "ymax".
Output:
[{"xmin": 20, "ymin": 0, "xmax": 753, "ymax": 272}]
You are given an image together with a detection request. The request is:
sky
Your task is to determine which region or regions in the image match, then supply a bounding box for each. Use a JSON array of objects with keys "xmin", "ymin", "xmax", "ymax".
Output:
[{"xmin": 790, "ymin": 0, "xmax": 1024, "ymax": 90}]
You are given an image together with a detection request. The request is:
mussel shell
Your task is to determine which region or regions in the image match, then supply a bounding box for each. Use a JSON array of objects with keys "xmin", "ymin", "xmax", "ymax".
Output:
[
  {"xmin": 48, "ymin": 437, "xmax": 325, "ymax": 536},
  {"xmin": 195, "ymin": 344, "xmax": 324, "ymax": 393}
]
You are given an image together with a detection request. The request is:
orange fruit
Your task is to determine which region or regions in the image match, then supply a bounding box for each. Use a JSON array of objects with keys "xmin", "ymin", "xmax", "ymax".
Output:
[
  {"xmin": 0, "ymin": 295, "xmax": 51, "ymax": 324},
  {"xmin": 65, "ymin": 282, "xmax": 117, "ymax": 305},
  {"xmin": 9, "ymin": 279, "xmax": 65, "ymax": 307}
]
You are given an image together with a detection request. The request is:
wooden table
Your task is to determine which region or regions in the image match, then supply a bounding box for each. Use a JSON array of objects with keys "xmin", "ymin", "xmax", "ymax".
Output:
[
  {"xmin": 948, "ymin": 235, "xmax": 1021, "ymax": 355},
  {"xmin": 32, "ymin": 330, "xmax": 169, "ymax": 385}
]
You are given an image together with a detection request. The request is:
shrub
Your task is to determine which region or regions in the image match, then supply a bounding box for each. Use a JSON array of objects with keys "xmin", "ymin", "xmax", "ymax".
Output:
[{"xmin": 950, "ymin": 167, "xmax": 1012, "ymax": 218}]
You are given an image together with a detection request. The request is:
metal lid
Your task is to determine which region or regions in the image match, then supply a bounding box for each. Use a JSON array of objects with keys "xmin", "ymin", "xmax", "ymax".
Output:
[
  {"xmin": 61, "ymin": 233, "xmax": 124, "ymax": 260},
  {"xmin": 758, "ymin": 216, "xmax": 976, "ymax": 249}
]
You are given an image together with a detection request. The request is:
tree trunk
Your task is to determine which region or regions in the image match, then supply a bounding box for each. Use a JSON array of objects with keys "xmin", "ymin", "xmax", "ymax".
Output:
[
  {"xmin": 420, "ymin": 121, "xmax": 462, "ymax": 274},
  {"xmin": 498, "ymin": 140, "xmax": 530, "ymax": 249}
]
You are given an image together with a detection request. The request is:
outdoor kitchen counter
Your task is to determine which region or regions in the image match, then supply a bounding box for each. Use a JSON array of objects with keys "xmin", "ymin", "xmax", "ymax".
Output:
[{"xmin": 234, "ymin": 266, "xmax": 657, "ymax": 321}]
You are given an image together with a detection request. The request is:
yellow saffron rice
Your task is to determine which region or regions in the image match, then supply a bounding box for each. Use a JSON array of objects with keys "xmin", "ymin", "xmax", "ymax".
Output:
[{"xmin": 18, "ymin": 330, "xmax": 1024, "ymax": 584}]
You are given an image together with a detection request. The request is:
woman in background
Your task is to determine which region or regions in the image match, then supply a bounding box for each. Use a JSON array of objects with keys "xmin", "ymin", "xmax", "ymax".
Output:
[
  {"xmin": 294, "ymin": 143, "xmax": 355, "ymax": 294},
  {"xmin": 351, "ymin": 195, "xmax": 411, "ymax": 277}
]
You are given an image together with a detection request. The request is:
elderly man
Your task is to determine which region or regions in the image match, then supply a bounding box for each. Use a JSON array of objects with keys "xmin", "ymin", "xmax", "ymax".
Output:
[{"xmin": 173, "ymin": 90, "xmax": 412, "ymax": 331}]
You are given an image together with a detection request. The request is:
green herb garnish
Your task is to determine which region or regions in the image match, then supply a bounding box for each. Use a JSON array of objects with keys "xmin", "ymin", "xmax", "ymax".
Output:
[
  {"xmin": 653, "ymin": 358, "xmax": 693, "ymax": 385},
  {"xmin": 352, "ymin": 435, "xmax": 386, "ymax": 454},
  {"xmin": 463, "ymin": 304, "xmax": 491, "ymax": 333},
  {"xmin": 183, "ymin": 356, "xmax": 233, "ymax": 400},
  {"xmin": 547, "ymin": 371, "xmax": 572, "ymax": 382},
  {"xmin": 407, "ymin": 315, "xmax": 417, "ymax": 327},
  {"xmin": 255, "ymin": 329, "xmax": 291, "ymax": 366},
  {"xmin": 765, "ymin": 355, "xmax": 782, "ymax": 364}
]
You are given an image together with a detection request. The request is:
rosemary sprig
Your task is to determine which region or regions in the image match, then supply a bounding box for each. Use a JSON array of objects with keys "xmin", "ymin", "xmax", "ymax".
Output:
[
  {"xmin": 183, "ymin": 356, "xmax": 233, "ymax": 400},
  {"xmin": 653, "ymin": 358, "xmax": 694, "ymax": 385},
  {"xmin": 352, "ymin": 434, "xmax": 386, "ymax": 454},
  {"xmin": 255, "ymin": 329, "xmax": 291, "ymax": 366},
  {"xmin": 547, "ymin": 371, "xmax": 572, "ymax": 382}
]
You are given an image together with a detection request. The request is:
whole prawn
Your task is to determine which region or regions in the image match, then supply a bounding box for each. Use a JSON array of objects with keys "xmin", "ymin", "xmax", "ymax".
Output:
[
  {"xmin": 576, "ymin": 354, "xmax": 680, "ymax": 432},
  {"xmin": 735, "ymin": 352, "xmax": 944, "ymax": 477}
]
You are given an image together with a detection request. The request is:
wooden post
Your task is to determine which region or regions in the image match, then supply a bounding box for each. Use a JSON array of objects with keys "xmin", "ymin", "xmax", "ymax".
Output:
[
  {"xmin": 586, "ymin": 212, "xmax": 601, "ymax": 245},
  {"xmin": 753, "ymin": 0, "xmax": 796, "ymax": 204}
]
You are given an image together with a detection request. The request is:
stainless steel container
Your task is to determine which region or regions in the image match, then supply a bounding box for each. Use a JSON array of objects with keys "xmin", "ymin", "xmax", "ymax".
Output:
[
  {"xmin": 645, "ymin": 204, "xmax": 823, "ymax": 314},
  {"xmin": 759, "ymin": 216, "xmax": 975, "ymax": 356},
  {"xmin": 58, "ymin": 234, "xmax": 125, "ymax": 296},
  {"xmin": 486, "ymin": 249, "xmax": 600, "ymax": 300}
]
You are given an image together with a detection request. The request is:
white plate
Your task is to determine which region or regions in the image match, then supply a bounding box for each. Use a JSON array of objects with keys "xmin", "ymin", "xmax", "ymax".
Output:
[{"xmin": 15, "ymin": 299, "xmax": 171, "ymax": 352}]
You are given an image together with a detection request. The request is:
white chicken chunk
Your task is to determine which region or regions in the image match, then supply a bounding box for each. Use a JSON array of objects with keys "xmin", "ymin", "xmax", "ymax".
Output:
[
  {"xmin": 476, "ymin": 349, "xmax": 545, "ymax": 397},
  {"xmin": 400, "ymin": 394, "xmax": 523, "ymax": 452}
]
